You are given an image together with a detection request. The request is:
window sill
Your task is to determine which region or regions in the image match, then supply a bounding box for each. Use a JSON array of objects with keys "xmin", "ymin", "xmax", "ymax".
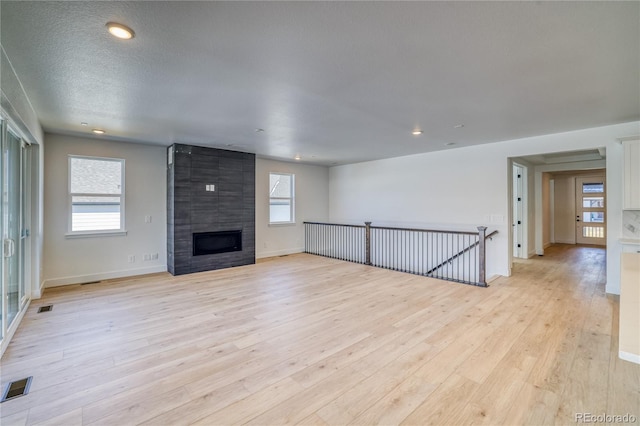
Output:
[
  {"xmin": 268, "ymin": 222, "xmax": 296, "ymax": 227},
  {"xmin": 65, "ymin": 230, "xmax": 128, "ymax": 239}
]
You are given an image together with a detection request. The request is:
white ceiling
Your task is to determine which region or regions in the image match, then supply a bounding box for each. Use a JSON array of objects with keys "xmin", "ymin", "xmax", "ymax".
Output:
[{"xmin": 1, "ymin": 1, "xmax": 638, "ymax": 165}]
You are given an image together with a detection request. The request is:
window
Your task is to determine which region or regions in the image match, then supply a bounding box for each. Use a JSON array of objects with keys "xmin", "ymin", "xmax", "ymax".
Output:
[
  {"xmin": 69, "ymin": 156, "xmax": 125, "ymax": 234},
  {"xmin": 582, "ymin": 182, "xmax": 604, "ymax": 193},
  {"xmin": 269, "ymin": 173, "xmax": 294, "ymax": 224}
]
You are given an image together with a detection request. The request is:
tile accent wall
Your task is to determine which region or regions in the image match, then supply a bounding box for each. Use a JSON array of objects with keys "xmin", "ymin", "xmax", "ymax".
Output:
[
  {"xmin": 623, "ymin": 210, "xmax": 640, "ymax": 239},
  {"xmin": 167, "ymin": 144, "xmax": 255, "ymax": 275}
]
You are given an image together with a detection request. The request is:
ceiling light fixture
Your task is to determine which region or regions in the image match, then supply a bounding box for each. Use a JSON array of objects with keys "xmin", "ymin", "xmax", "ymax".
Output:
[
  {"xmin": 92, "ymin": 129, "xmax": 106, "ymax": 135},
  {"xmin": 445, "ymin": 142, "xmax": 456, "ymax": 146},
  {"xmin": 255, "ymin": 128, "xmax": 265, "ymax": 133},
  {"xmin": 80, "ymin": 122, "xmax": 88, "ymax": 126},
  {"xmin": 106, "ymin": 22, "xmax": 135, "ymax": 40},
  {"xmin": 412, "ymin": 130, "xmax": 424, "ymax": 136},
  {"xmin": 294, "ymin": 155, "xmax": 301, "ymax": 161},
  {"xmin": 453, "ymin": 124, "xmax": 465, "ymax": 129}
]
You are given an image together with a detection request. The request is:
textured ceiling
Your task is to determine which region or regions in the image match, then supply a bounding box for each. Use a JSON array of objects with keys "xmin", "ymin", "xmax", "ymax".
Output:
[{"xmin": 1, "ymin": 1, "xmax": 638, "ymax": 165}]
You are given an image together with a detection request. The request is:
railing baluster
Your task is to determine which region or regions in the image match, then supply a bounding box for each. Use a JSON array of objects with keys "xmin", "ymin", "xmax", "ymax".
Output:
[{"xmin": 302, "ymin": 222, "xmax": 494, "ymax": 287}]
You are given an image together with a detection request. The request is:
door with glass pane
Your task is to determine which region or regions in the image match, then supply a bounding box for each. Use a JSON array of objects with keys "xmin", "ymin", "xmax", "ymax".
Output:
[
  {"xmin": 575, "ymin": 176, "xmax": 606, "ymax": 245},
  {"xmin": 1, "ymin": 123, "xmax": 27, "ymax": 335}
]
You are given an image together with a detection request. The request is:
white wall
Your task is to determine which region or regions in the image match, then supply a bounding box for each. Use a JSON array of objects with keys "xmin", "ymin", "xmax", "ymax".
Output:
[
  {"xmin": 42, "ymin": 134, "xmax": 167, "ymax": 288},
  {"xmin": 1, "ymin": 48, "xmax": 43, "ymax": 145},
  {"xmin": 329, "ymin": 121, "xmax": 640, "ymax": 293},
  {"xmin": 256, "ymin": 158, "xmax": 329, "ymax": 258}
]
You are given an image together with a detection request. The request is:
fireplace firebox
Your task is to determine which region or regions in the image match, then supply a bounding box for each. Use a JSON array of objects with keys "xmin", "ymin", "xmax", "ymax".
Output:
[{"xmin": 193, "ymin": 230, "xmax": 242, "ymax": 256}]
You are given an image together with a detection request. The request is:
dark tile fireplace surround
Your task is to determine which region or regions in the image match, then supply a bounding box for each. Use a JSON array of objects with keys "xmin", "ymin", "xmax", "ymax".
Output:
[{"xmin": 167, "ymin": 144, "xmax": 255, "ymax": 275}]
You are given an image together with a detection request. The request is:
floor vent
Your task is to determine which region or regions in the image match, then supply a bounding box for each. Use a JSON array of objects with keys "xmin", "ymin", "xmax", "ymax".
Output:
[
  {"xmin": 81, "ymin": 281, "xmax": 100, "ymax": 285},
  {"xmin": 37, "ymin": 305, "xmax": 53, "ymax": 313},
  {"xmin": 1, "ymin": 377, "xmax": 32, "ymax": 403}
]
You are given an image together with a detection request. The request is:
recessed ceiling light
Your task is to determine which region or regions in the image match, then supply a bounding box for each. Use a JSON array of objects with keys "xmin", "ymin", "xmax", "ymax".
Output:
[
  {"xmin": 92, "ymin": 129, "xmax": 106, "ymax": 135},
  {"xmin": 255, "ymin": 128, "xmax": 265, "ymax": 133},
  {"xmin": 294, "ymin": 155, "xmax": 301, "ymax": 160},
  {"xmin": 412, "ymin": 130, "xmax": 424, "ymax": 136},
  {"xmin": 453, "ymin": 124, "xmax": 465, "ymax": 129},
  {"xmin": 445, "ymin": 142, "xmax": 456, "ymax": 146},
  {"xmin": 106, "ymin": 22, "xmax": 135, "ymax": 40},
  {"xmin": 80, "ymin": 122, "xmax": 88, "ymax": 126}
]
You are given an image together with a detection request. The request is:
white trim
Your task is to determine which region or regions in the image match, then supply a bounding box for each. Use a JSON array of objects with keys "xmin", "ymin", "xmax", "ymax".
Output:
[
  {"xmin": 0, "ymin": 299, "xmax": 30, "ymax": 358},
  {"xmin": 257, "ymin": 247, "xmax": 304, "ymax": 259},
  {"xmin": 269, "ymin": 172, "xmax": 295, "ymax": 224},
  {"xmin": 619, "ymin": 350, "xmax": 640, "ymax": 364},
  {"xmin": 68, "ymin": 155, "xmax": 126, "ymax": 235},
  {"xmin": 486, "ymin": 274, "xmax": 502, "ymax": 284},
  {"xmin": 65, "ymin": 230, "xmax": 128, "ymax": 239},
  {"xmin": 42, "ymin": 265, "xmax": 167, "ymax": 288}
]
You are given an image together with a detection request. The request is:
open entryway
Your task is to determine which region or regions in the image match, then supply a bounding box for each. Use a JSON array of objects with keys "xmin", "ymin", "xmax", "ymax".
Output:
[{"xmin": 509, "ymin": 149, "xmax": 607, "ymax": 271}]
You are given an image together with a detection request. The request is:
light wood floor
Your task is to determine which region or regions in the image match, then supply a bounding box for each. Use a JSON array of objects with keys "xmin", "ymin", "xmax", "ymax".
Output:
[{"xmin": 1, "ymin": 245, "xmax": 638, "ymax": 425}]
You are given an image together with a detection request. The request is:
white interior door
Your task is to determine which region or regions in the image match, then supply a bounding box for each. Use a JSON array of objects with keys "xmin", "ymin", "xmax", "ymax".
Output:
[
  {"xmin": 575, "ymin": 176, "xmax": 606, "ymax": 246},
  {"xmin": 512, "ymin": 164, "xmax": 525, "ymax": 258}
]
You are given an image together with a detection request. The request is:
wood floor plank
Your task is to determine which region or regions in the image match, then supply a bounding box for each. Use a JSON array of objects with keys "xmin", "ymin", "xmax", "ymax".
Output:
[
  {"xmin": 400, "ymin": 374, "xmax": 479, "ymax": 425},
  {"xmin": 316, "ymin": 342, "xmax": 439, "ymax": 424},
  {"xmin": 246, "ymin": 366, "xmax": 367, "ymax": 425},
  {"xmin": 0, "ymin": 245, "xmax": 637, "ymax": 426}
]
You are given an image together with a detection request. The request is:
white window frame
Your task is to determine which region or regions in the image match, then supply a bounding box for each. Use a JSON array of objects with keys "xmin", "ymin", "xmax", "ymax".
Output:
[
  {"xmin": 66, "ymin": 155, "xmax": 127, "ymax": 238},
  {"xmin": 269, "ymin": 172, "xmax": 295, "ymax": 225}
]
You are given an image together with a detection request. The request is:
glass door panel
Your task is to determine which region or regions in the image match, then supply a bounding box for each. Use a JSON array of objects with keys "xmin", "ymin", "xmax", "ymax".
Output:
[
  {"xmin": 0, "ymin": 120, "xmax": 3, "ymax": 341},
  {"xmin": 576, "ymin": 176, "xmax": 606, "ymax": 245},
  {"xmin": 3, "ymin": 129, "xmax": 22, "ymax": 326}
]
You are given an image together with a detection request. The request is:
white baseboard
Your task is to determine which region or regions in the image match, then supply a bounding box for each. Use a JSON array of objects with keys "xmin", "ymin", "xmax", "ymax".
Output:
[
  {"xmin": 486, "ymin": 274, "xmax": 501, "ymax": 284},
  {"xmin": 256, "ymin": 247, "xmax": 304, "ymax": 259},
  {"xmin": 619, "ymin": 350, "xmax": 640, "ymax": 364},
  {"xmin": 43, "ymin": 265, "xmax": 168, "ymax": 288},
  {"xmin": 606, "ymin": 283, "xmax": 620, "ymax": 295},
  {"xmin": 34, "ymin": 280, "xmax": 45, "ymax": 299},
  {"xmin": 553, "ymin": 239, "xmax": 575, "ymax": 245}
]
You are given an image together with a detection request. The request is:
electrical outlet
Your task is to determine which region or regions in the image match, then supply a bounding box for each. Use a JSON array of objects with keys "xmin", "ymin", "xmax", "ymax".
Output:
[
  {"xmin": 128, "ymin": 255, "xmax": 135, "ymax": 263},
  {"xmin": 151, "ymin": 253, "xmax": 158, "ymax": 260},
  {"xmin": 143, "ymin": 254, "xmax": 151, "ymax": 261},
  {"xmin": 144, "ymin": 215, "xmax": 152, "ymax": 223}
]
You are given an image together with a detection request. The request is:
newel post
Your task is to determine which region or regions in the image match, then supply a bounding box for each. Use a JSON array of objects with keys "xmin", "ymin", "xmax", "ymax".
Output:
[
  {"xmin": 365, "ymin": 222, "xmax": 372, "ymax": 265},
  {"xmin": 477, "ymin": 226, "xmax": 487, "ymax": 286}
]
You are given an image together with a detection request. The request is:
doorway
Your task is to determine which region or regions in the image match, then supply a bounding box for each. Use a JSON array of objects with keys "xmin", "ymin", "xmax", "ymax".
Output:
[
  {"xmin": 1, "ymin": 119, "xmax": 31, "ymax": 349},
  {"xmin": 575, "ymin": 175, "xmax": 606, "ymax": 245}
]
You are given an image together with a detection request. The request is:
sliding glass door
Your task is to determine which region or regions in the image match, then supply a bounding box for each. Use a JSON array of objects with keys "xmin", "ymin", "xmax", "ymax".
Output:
[{"xmin": 1, "ymin": 119, "xmax": 29, "ymax": 343}]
